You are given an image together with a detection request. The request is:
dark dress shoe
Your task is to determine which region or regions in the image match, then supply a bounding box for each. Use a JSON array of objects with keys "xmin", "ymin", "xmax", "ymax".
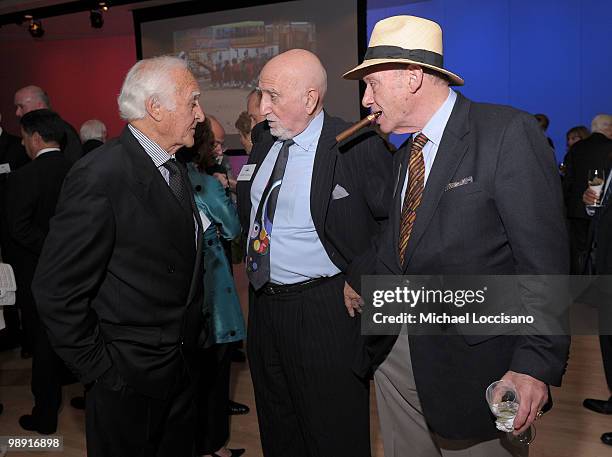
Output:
[
  {"xmin": 70, "ymin": 396, "xmax": 85, "ymax": 410},
  {"xmin": 0, "ymin": 403, "xmax": 3, "ymax": 415},
  {"xmin": 228, "ymin": 400, "xmax": 250, "ymax": 415},
  {"xmin": 583, "ymin": 397, "xmax": 612, "ymax": 414},
  {"xmin": 601, "ymin": 432, "xmax": 612, "ymax": 446},
  {"xmin": 212, "ymin": 449, "xmax": 245, "ymax": 457},
  {"xmin": 19, "ymin": 414, "xmax": 56, "ymax": 435}
]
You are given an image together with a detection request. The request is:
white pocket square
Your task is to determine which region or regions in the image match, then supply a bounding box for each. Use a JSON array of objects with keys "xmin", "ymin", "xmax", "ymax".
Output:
[
  {"xmin": 445, "ymin": 176, "xmax": 473, "ymax": 191},
  {"xmin": 332, "ymin": 184, "xmax": 350, "ymax": 200}
]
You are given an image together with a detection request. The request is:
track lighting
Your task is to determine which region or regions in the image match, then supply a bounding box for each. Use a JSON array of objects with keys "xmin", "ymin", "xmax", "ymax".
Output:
[
  {"xmin": 90, "ymin": 9, "xmax": 104, "ymax": 28},
  {"xmin": 25, "ymin": 15, "xmax": 44, "ymax": 38}
]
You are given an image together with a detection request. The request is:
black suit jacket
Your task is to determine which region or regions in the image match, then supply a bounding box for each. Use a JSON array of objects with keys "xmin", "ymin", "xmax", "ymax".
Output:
[
  {"xmin": 0, "ymin": 130, "xmax": 29, "ymax": 171},
  {"xmin": 360, "ymin": 93, "xmax": 570, "ymax": 440},
  {"xmin": 0, "ymin": 129, "xmax": 30, "ymax": 262},
  {"xmin": 32, "ymin": 127, "xmax": 206, "ymax": 399},
  {"xmin": 5, "ymin": 151, "xmax": 71, "ymax": 279},
  {"xmin": 592, "ymin": 181, "xmax": 612, "ymax": 274},
  {"xmin": 82, "ymin": 139, "xmax": 104, "ymax": 155},
  {"xmin": 236, "ymin": 112, "xmax": 393, "ymax": 288},
  {"xmin": 563, "ymin": 132, "xmax": 612, "ymax": 219},
  {"xmin": 59, "ymin": 119, "xmax": 83, "ymax": 164}
]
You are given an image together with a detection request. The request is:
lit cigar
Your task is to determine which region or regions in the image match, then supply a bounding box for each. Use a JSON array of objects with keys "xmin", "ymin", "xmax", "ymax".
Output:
[{"xmin": 335, "ymin": 111, "xmax": 382, "ymax": 143}]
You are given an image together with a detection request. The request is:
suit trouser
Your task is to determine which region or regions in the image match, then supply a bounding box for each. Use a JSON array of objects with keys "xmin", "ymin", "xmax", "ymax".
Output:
[
  {"xmin": 196, "ymin": 343, "xmax": 232, "ymax": 454},
  {"xmin": 568, "ymin": 218, "xmax": 590, "ymax": 274},
  {"xmin": 247, "ymin": 276, "xmax": 370, "ymax": 457},
  {"xmin": 14, "ymin": 265, "xmax": 36, "ymax": 352},
  {"xmin": 85, "ymin": 363, "xmax": 197, "ymax": 457},
  {"xmin": 374, "ymin": 327, "xmax": 527, "ymax": 457},
  {"xmin": 30, "ymin": 325, "xmax": 63, "ymax": 432}
]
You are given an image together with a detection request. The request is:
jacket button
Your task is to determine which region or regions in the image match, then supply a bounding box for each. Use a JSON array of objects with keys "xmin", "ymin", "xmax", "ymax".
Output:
[
  {"xmin": 207, "ymin": 240, "xmax": 213, "ymax": 246},
  {"xmin": 168, "ymin": 265, "xmax": 175, "ymax": 273},
  {"xmin": 230, "ymin": 330, "xmax": 236, "ymax": 336}
]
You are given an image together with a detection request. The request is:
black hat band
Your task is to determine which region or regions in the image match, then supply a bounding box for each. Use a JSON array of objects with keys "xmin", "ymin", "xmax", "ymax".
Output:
[{"xmin": 363, "ymin": 46, "xmax": 444, "ymax": 68}]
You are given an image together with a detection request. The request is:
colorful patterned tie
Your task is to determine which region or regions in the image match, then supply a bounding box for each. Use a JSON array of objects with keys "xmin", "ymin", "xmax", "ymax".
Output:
[
  {"xmin": 246, "ymin": 139, "xmax": 294, "ymax": 290},
  {"xmin": 398, "ymin": 133, "xmax": 428, "ymax": 265}
]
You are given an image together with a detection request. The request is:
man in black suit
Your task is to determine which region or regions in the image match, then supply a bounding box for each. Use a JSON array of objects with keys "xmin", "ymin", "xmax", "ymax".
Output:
[
  {"xmin": 79, "ymin": 119, "xmax": 107, "ymax": 155},
  {"xmin": 343, "ymin": 15, "xmax": 570, "ymax": 456},
  {"xmin": 236, "ymin": 49, "xmax": 392, "ymax": 457},
  {"xmin": 0, "ymin": 112, "xmax": 29, "ymax": 351},
  {"xmin": 5, "ymin": 109, "xmax": 72, "ymax": 434},
  {"xmin": 14, "ymin": 85, "xmax": 83, "ymax": 164},
  {"xmin": 563, "ymin": 114, "xmax": 612, "ymax": 273},
  {"xmin": 32, "ymin": 56, "xmax": 207, "ymax": 456},
  {"xmin": 581, "ymin": 147, "xmax": 612, "ymax": 446},
  {"xmin": 0, "ymin": 113, "xmax": 29, "ymax": 171}
]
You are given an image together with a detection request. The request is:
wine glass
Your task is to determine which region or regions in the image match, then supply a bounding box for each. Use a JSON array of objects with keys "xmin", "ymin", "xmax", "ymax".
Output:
[
  {"xmin": 587, "ymin": 169, "xmax": 605, "ymax": 208},
  {"xmin": 485, "ymin": 380, "xmax": 535, "ymax": 446}
]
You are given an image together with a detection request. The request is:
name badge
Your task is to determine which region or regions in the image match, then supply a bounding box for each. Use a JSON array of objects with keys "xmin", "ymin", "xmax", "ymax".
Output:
[
  {"xmin": 0, "ymin": 163, "xmax": 11, "ymax": 174},
  {"xmin": 237, "ymin": 164, "xmax": 257, "ymax": 181},
  {"xmin": 198, "ymin": 210, "xmax": 212, "ymax": 232}
]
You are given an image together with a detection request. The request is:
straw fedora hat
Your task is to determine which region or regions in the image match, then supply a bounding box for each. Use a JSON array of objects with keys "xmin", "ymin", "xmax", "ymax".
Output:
[{"xmin": 343, "ymin": 15, "xmax": 464, "ymax": 86}]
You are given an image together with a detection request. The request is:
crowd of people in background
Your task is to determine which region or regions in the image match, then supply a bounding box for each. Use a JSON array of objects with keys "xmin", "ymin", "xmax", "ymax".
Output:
[{"xmin": 0, "ymin": 13, "xmax": 611, "ymax": 457}]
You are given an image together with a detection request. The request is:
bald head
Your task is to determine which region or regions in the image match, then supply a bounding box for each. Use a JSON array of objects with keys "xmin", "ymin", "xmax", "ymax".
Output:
[
  {"xmin": 14, "ymin": 85, "xmax": 50, "ymax": 118},
  {"xmin": 258, "ymin": 49, "xmax": 327, "ymax": 139},
  {"xmin": 266, "ymin": 49, "xmax": 327, "ymax": 100}
]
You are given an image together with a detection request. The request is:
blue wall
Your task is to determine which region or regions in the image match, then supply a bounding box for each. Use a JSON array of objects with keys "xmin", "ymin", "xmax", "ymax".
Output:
[{"xmin": 367, "ymin": 0, "xmax": 612, "ymax": 162}]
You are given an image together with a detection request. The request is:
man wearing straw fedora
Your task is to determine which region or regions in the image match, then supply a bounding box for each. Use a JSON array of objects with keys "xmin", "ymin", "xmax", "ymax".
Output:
[{"xmin": 343, "ymin": 15, "xmax": 570, "ymax": 456}]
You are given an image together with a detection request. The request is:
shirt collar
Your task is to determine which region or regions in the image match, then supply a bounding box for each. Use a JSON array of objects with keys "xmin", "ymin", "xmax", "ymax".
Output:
[
  {"xmin": 289, "ymin": 110, "xmax": 324, "ymax": 152},
  {"xmin": 128, "ymin": 124, "xmax": 172, "ymax": 168},
  {"xmin": 420, "ymin": 88, "xmax": 457, "ymax": 147},
  {"xmin": 36, "ymin": 147, "xmax": 61, "ymax": 158}
]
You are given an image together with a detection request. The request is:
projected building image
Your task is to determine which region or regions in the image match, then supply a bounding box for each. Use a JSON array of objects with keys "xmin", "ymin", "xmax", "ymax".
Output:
[{"xmin": 173, "ymin": 21, "xmax": 316, "ymax": 134}]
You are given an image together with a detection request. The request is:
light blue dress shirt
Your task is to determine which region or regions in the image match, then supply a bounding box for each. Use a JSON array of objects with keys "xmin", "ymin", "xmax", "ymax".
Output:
[
  {"xmin": 400, "ymin": 89, "xmax": 457, "ymax": 207},
  {"xmin": 249, "ymin": 110, "xmax": 341, "ymax": 284}
]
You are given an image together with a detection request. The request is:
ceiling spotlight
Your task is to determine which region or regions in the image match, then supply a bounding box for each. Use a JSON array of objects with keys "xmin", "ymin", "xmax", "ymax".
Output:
[
  {"xmin": 27, "ymin": 18, "xmax": 44, "ymax": 38},
  {"xmin": 99, "ymin": 2, "xmax": 109, "ymax": 12},
  {"xmin": 90, "ymin": 9, "xmax": 104, "ymax": 28}
]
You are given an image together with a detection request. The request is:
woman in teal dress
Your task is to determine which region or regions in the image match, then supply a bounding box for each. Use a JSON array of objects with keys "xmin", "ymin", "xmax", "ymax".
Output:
[{"xmin": 187, "ymin": 119, "xmax": 246, "ymax": 457}]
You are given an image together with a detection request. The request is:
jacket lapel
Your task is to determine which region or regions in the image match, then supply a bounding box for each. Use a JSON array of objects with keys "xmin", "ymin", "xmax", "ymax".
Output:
[
  {"xmin": 119, "ymin": 127, "xmax": 192, "ymax": 255},
  {"xmin": 402, "ymin": 93, "xmax": 471, "ymax": 270},
  {"xmin": 310, "ymin": 112, "xmax": 338, "ymax": 236}
]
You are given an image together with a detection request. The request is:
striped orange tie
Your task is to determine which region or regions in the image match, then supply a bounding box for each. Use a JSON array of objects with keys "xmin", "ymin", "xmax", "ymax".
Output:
[{"xmin": 399, "ymin": 133, "xmax": 428, "ymax": 264}]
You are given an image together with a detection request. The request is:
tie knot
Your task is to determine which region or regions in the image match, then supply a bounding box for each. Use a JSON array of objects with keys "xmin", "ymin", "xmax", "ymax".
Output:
[
  {"xmin": 283, "ymin": 139, "xmax": 295, "ymax": 148},
  {"xmin": 163, "ymin": 158, "xmax": 179, "ymax": 173},
  {"xmin": 411, "ymin": 133, "xmax": 428, "ymax": 151}
]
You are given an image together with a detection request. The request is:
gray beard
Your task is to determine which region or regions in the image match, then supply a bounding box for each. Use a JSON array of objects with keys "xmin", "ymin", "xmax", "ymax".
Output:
[{"xmin": 269, "ymin": 125, "xmax": 293, "ymax": 141}]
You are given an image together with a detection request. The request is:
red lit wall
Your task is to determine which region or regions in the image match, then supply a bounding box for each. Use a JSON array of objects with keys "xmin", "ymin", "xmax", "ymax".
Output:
[{"xmin": 0, "ymin": 35, "xmax": 136, "ymax": 139}]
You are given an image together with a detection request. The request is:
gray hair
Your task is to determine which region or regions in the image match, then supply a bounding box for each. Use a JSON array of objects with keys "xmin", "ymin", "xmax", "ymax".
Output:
[
  {"xmin": 80, "ymin": 119, "xmax": 107, "ymax": 142},
  {"xmin": 117, "ymin": 56, "xmax": 190, "ymax": 121},
  {"xmin": 591, "ymin": 114, "xmax": 612, "ymax": 134}
]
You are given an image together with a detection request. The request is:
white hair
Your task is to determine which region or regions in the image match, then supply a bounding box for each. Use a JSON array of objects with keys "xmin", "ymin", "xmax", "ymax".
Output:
[
  {"xmin": 80, "ymin": 119, "xmax": 107, "ymax": 142},
  {"xmin": 117, "ymin": 56, "xmax": 190, "ymax": 121},
  {"xmin": 591, "ymin": 114, "xmax": 612, "ymax": 135}
]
